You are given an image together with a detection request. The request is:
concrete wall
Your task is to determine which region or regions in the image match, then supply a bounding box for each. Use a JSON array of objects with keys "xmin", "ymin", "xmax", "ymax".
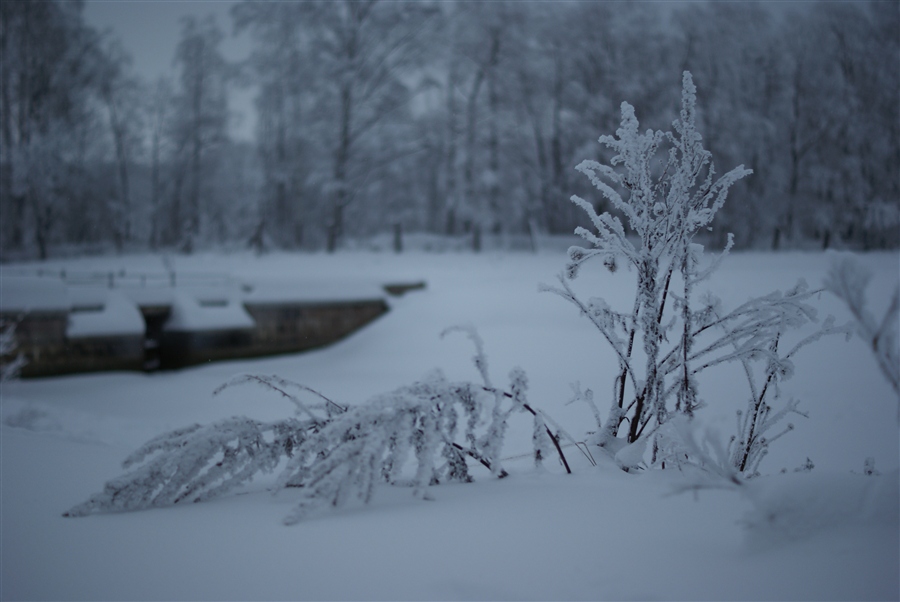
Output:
[
  {"xmin": 2, "ymin": 298, "xmax": 389, "ymax": 376},
  {"xmin": 1, "ymin": 312, "xmax": 144, "ymax": 377},
  {"xmin": 159, "ymin": 299, "xmax": 389, "ymax": 369},
  {"xmin": 2, "ymin": 312, "xmax": 67, "ymax": 378},
  {"xmin": 245, "ymin": 300, "xmax": 388, "ymax": 355}
]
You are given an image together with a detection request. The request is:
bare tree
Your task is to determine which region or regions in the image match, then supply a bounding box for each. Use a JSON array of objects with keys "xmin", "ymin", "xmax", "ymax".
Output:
[
  {"xmin": 146, "ymin": 77, "xmax": 175, "ymax": 250},
  {"xmin": 233, "ymin": 2, "xmax": 313, "ymax": 249},
  {"xmin": 0, "ymin": 1, "xmax": 105, "ymax": 259},
  {"xmin": 171, "ymin": 15, "xmax": 230, "ymax": 253},
  {"xmin": 97, "ymin": 37, "xmax": 145, "ymax": 252},
  {"xmin": 302, "ymin": 0, "xmax": 436, "ymax": 251}
]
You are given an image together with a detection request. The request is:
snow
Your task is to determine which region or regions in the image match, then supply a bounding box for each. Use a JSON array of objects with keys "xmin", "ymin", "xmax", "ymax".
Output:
[
  {"xmin": 1, "ymin": 248, "xmax": 898, "ymax": 600},
  {"xmin": 164, "ymin": 291, "xmax": 255, "ymax": 332},
  {"xmin": 243, "ymin": 278, "xmax": 386, "ymax": 305},
  {"xmin": 2, "ymin": 260, "xmax": 387, "ymax": 330},
  {"xmin": 0, "ymin": 276, "xmax": 70, "ymax": 313},
  {"xmin": 67, "ymin": 289, "xmax": 145, "ymax": 338},
  {"xmin": 613, "ymin": 436, "xmax": 647, "ymax": 470}
]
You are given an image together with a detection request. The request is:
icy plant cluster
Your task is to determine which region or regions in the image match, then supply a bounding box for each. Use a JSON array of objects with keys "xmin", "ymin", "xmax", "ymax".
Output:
[
  {"xmin": 825, "ymin": 255, "xmax": 899, "ymax": 411},
  {"xmin": 544, "ymin": 72, "xmax": 848, "ymax": 476},
  {"xmin": 66, "ymin": 327, "xmax": 568, "ymax": 524},
  {"xmin": 0, "ymin": 318, "xmax": 27, "ymax": 382},
  {"xmin": 64, "ymin": 415, "xmax": 307, "ymax": 517}
]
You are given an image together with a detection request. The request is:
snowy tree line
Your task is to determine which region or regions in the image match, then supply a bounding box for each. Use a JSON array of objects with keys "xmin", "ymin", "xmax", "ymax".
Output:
[{"xmin": 2, "ymin": 1, "xmax": 898, "ymax": 259}]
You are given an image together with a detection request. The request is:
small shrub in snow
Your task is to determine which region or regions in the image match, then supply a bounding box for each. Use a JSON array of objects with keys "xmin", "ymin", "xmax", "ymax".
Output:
[
  {"xmin": 65, "ymin": 328, "xmax": 569, "ymax": 523},
  {"xmin": 709, "ymin": 282, "xmax": 848, "ymax": 476},
  {"xmin": 863, "ymin": 457, "xmax": 880, "ymax": 476},
  {"xmin": 64, "ymin": 416, "xmax": 308, "ymax": 515},
  {"xmin": 545, "ymin": 72, "xmax": 847, "ymax": 476},
  {"xmin": 825, "ymin": 255, "xmax": 900, "ymax": 412},
  {"xmin": 0, "ymin": 318, "xmax": 27, "ymax": 381}
]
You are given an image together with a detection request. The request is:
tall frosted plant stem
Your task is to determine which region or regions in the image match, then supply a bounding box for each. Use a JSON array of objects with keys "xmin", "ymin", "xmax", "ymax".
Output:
[{"xmin": 544, "ymin": 71, "xmax": 752, "ymax": 451}]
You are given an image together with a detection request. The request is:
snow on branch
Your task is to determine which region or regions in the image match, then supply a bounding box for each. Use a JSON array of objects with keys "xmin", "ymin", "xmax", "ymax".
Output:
[
  {"xmin": 65, "ymin": 330, "xmax": 569, "ymax": 524},
  {"xmin": 64, "ymin": 416, "xmax": 311, "ymax": 516},
  {"xmin": 0, "ymin": 318, "xmax": 27, "ymax": 382},
  {"xmin": 548, "ymin": 71, "xmax": 844, "ymax": 476},
  {"xmin": 441, "ymin": 324, "xmax": 493, "ymax": 388},
  {"xmin": 214, "ymin": 374, "xmax": 347, "ymax": 420},
  {"xmin": 825, "ymin": 255, "xmax": 900, "ymax": 412}
]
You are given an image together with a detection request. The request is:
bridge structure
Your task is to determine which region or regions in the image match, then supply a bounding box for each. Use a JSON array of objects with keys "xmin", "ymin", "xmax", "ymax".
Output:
[{"xmin": 0, "ymin": 269, "xmax": 423, "ymax": 378}]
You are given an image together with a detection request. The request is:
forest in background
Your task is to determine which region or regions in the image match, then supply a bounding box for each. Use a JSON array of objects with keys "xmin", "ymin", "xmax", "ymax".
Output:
[{"xmin": 1, "ymin": 0, "xmax": 898, "ymax": 260}]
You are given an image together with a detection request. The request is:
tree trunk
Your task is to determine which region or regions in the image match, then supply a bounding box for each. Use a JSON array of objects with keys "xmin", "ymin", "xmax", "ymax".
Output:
[
  {"xmin": 187, "ymin": 125, "xmax": 201, "ymax": 252},
  {"xmin": 328, "ymin": 82, "xmax": 353, "ymax": 253},
  {"xmin": 393, "ymin": 223, "xmax": 403, "ymax": 253},
  {"xmin": 550, "ymin": 53, "xmax": 565, "ymax": 197},
  {"xmin": 168, "ymin": 159, "xmax": 186, "ymax": 247},
  {"xmin": 444, "ymin": 58, "xmax": 459, "ymax": 235},
  {"xmin": 273, "ymin": 81, "xmax": 290, "ymax": 247},
  {"xmin": 108, "ymin": 98, "xmax": 131, "ymax": 252},
  {"xmin": 149, "ymin": 130, "xmax": 161, "ymax": 249},
  {"xmin": 486, "ymin": 67, "xmax": 500, "ymax": 228},
  {"xmin": 463, "ymin": 33, "xmax": 501, "ymax": 230},
  {"xmin": 31, "ymin": 193, "xmax": 50, "ymax": 261},
  {"xmin": 463, "ymin": 67, "xmax": 486, "ymax": 227},
  {"xmin": 186, "ymin": 48, "xmax": 204, "ymax": 252}
]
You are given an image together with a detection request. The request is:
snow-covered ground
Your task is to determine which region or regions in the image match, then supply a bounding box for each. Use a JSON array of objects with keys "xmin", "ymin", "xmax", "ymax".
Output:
[{"xmin": 2, "ymin": 248, "xmax": 898, "ymax": 601}]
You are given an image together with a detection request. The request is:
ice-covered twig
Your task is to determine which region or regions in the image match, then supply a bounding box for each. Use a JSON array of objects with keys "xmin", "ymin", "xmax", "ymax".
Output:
[
  {"xmin": 214, "ymin": 374, "xmax": 346, "ymax": 420},
  {"xmin": 441, "ymin": 324, "xmax": 493, "ymax": 389},
  {"xmin": 64, "ymin": 416, "xmax": 311, "ymax": 517},
  {"xmin": 66, "ymin": 329, "xmax": 573, "ymax": 523},
  {"xmin": 0, "ymin": 318, "xmax": 27, "ymax": 381},
  {"xmin": 825, "ymin": 256, "xmax": 900, "ymax": 410},
  {"xmin": 657, "ymin": 415, "xmax": 743, "ymax": 488}
]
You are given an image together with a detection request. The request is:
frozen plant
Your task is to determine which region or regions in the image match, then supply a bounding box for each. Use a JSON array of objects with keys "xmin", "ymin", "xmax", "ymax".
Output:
[
  {"xmin": 655, "ymin": 415, "xmax": 742, "ymax": 489},
  {"xmin": 0, "ymin": 318, "xmax": 27, "ymax": 381},
  {"xmin": 698, "ymin": 281, "xmax": 848, "ymax": 476},
  {"xmin": 824, "ymin": 255, "xmax": 899, "ymax": 414},
  {"xmin": 863, "ymin": 457, "xmax": 880, "ymax": 476},
  {"xmin": 544, "ymin": 71, "xmax": 751, "ymax": 451},
  {"xmin": 65, "ymin": 330, "xmax": 569, "ymax": 524},
  {"xmin": 545, "ymin": 72, "xmax": 846, "ymax": 475},
  {"xmin": 64, "ymin": 415, "xmax": 310, "ymax": 516}
]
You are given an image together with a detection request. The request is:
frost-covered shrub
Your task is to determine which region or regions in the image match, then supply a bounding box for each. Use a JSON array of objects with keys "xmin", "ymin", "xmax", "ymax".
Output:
[
  {"xmin": 825, "ymin": 255, "xmax": 899, "ymax": 413},
  {"xmin": 65, "ymin": 328, "xmax": 569, "ymax": 524},
  {"xmin": 0, "ymin": 318, "xmax": 27, "ymax": 381},
  {"xmin": 64, "ymin": 415, "xmax": 308, "ymax": 516},
  {"xmin": 700, "ymin": 281, "xmax": 847, "ymax": 476},
  {"xmin": 545, "ymin": 72, "xmax": 847, "ymax": 475}
]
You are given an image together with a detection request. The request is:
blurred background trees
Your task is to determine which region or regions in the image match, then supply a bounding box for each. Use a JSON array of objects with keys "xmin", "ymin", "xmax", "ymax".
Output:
[{"xmin": 1, "ymin": 0, "xmax": 897, "ymax": 258}]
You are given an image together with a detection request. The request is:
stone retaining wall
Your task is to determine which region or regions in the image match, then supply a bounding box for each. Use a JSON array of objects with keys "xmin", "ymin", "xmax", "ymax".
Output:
[{"xmin": 2, "ymin": 298, "xmax": 389, "ymax": 377}]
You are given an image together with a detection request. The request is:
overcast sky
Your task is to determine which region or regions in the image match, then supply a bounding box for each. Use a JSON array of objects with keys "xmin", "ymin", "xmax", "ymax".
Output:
[{"xmin": 84, "ymin": 0, "xmax": 256, "ymax": 140}]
